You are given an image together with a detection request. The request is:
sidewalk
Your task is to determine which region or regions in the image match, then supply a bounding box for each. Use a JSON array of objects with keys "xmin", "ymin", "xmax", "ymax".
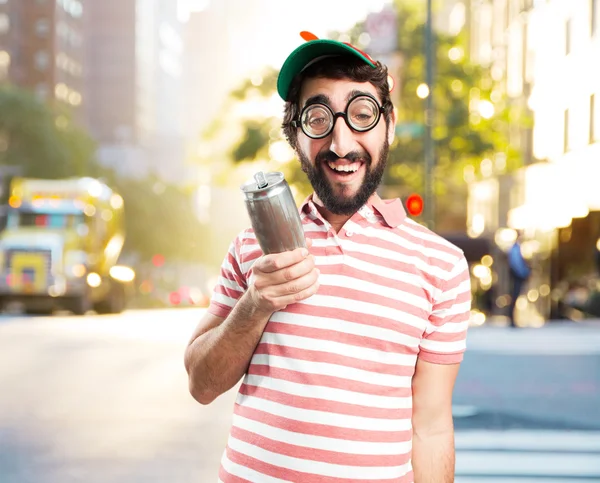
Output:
[
  {"xmin": 466, "ymin": 319, "xmax": 600, "ymax": 355},
  {"xmin": 477, "ymin": 314, "xmax": 600, "ymax": 330}
]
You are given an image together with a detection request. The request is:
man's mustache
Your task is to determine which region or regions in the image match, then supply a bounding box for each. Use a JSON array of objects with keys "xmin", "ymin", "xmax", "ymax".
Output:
[{"xmin": 315, "ymin": 151, "xmax": 371, "ymax": 165}]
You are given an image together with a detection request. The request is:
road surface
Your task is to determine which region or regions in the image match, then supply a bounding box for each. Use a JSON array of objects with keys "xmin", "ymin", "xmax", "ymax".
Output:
[{"xmin": 0, "ymin": 309, "xmax": 598, "ymax": 482}]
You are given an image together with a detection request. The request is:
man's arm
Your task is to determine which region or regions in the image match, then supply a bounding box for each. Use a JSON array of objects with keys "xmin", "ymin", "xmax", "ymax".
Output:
[
  {"xmin": 184, "ymin": 243, "xmax": 319, "ymax": 405},
  {"xmin": 411, "ymin": 359, "xmax": 461, "ymax": 483},
  {"xmin": 183, "ymin": 292, "xmax": 272, "ymax": 405}
]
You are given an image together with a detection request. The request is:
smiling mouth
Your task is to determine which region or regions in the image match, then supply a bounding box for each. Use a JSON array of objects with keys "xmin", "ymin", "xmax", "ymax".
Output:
[{"xmin": 326, "ymin": 161, "xmax": 362, "ymax": 174}]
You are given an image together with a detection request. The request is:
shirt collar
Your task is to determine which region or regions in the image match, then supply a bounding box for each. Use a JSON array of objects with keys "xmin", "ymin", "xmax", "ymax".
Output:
[
  {"xmin": 369, "ymin": 193, "xmax": 406, "ymax": 227},
  {"xmin": 300, "ymin": 192, "xmax": 406, "ymax": 228}
]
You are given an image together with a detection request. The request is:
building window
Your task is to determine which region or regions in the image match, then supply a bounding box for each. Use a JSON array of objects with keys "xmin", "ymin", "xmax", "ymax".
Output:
[
  {"xmin": 35, "ymin": 19, "xmax": 50, "ymax": 38},
  {"xmin": 57, "ymin": 21, "xmax": 67, "ymax": 39},
  {"xmin": 522, "ymin": 22, "xmax": 529, "ymax": 88},
  {"xmin": 61, "ymin": 0, "xmax": 83, "ymax": 18},
  {"xmin": 56, "ymin": 52, "xmax": 82, "ymax": 77},
  {"xmin": 592, "ymin": 94, "xmax": 597, "ymax": 143},
  {"xmin": 34, "ymin": 50, "xmax": 50, "ymax": 71},
  {"xmin": 0, "ymin": 50, "xmax": 10, "ymax": 79},
  {"xmin": 564, "ymin": 109, "xmax": 570, "ymax": 153},
  {"xmin": 0, "ymin": 50, "xmax": 9, "ymax": 67},
  {"xmin": 35, "ymin": 83, "xmax": 49, "ymax": 100},
  {"xmin": 68, "ymin": 90, "xmax": 82, "ymax": 106},
  {"xmin": 566, "ymin": 19, "xmax": 572, "ymax": 56},
  {"xmin": 71, "ymin": 1, "xmax": 83, "ymax": 19},
  {"xmin": 521, "ymin": 0, "xmax": 534, "ymax": 12},
  {"xmin": 0, "ymin": 13, "xmax": 9, "ymax": 35},
  {"xmin": 593, "ymin": 0, "xmax": 598, "ymax": 37},
  {"xmin": 55, "ymin": 82, "xmax": 68, "ymax": 100},
  {"xmin": 69, "ymin": 31, "xmax": 81, "ymax": 48}
]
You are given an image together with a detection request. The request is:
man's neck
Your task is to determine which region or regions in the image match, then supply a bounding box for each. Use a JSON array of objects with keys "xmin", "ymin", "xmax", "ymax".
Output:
[{"xmin": 312, "ymin": 194, "xmax": 353, "ymax": 234}]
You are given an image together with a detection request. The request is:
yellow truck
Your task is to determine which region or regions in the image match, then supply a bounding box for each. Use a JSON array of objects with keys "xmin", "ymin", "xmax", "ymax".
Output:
[{"xmin": 0, "ymin": 177, "xmax": 135, "ymax": 315}]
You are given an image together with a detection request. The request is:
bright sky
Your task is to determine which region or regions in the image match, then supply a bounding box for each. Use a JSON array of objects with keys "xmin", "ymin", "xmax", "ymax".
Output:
[{"xmin": 179, "ymin": 0, "xmax": 392, "ymax": 77}]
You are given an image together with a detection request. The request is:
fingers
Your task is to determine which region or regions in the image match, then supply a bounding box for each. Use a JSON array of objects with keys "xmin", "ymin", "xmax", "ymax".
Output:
[
  {"xmin": 271, "ymin": 267, "xmax": 320, "ymax": 300},
  {"xmin": 249, "ymin": 238, "xmax": 321, "ymax": 314},
  {"xmin": 256, "ymin": 246, "xmax": 310, "ymax": 274},
  {"xmin": 256, "ymin": 237, "xmax": 314, "ymax": 274},
  {"xmin": 249, "ymin": 267, "xmax": 320, "ymax": 313},
  {"xmin": 255, "ymin": 255, "xmax": 315, "ymax": 286}
]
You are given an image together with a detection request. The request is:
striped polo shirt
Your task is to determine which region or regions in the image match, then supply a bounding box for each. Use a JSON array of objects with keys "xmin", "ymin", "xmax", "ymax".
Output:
[{"xmin": 209, "ymin": 193, "xmax": 471, "ymax": 483}]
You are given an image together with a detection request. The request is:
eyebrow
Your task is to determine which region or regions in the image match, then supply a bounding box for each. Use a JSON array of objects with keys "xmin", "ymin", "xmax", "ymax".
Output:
[
  {"xmin": 303, "ymin": 94, "xmax": 330, "ymax": 108},
  {"xmin": 302, "ymin": 90, "xmax": 379, "ymax": 109},
  {"xmin": 346, "ymin": 89, "xmax": 374, "ymax": 102}
]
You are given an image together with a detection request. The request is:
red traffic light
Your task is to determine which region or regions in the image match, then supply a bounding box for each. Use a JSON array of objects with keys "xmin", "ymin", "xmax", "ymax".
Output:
[
  {"xmin": 152, "ymin": 254, "xmax": 165, "ymax": 267},
  {"xmin": 406, "ymin": 194, "xmax": 424, "ymax": 216}
]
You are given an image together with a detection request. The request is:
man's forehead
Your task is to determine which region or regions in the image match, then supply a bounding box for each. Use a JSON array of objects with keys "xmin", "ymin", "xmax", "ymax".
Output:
[{"xmin": 299, "ymin": 78, "xmax": 379, "ymax": 106}]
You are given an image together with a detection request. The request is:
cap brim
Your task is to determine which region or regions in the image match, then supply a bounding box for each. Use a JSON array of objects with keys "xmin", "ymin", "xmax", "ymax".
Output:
[{"xmin": 277, "ymin": 40, "xmax": 376, "ymax": 101}]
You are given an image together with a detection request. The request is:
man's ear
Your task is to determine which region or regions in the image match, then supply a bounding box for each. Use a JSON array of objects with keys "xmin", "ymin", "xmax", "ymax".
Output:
[{"xmin": 387, "ymin": 107, "xmax": 397, "ymax": 145}]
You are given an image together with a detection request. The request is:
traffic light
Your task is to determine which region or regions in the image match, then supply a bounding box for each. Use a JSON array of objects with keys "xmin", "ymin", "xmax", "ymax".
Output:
[
  {"xmin": 152, "ymin": 254, "xmax": 165, "ymax": 268},
  {"xmin": 406, "ymin": 193, "xmax": 424, "ymax": 217}
]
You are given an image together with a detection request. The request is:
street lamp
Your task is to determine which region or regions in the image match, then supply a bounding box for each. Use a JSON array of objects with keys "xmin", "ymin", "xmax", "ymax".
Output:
[
  {"xmin": 424, "ymin": 0, "xmax": 435, "ymax": 230},
  {"xmin": 416, "ymin": 83, "xmax": 430, "ymax": 99}
]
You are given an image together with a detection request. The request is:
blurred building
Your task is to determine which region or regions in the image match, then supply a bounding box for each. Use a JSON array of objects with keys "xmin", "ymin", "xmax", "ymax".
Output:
[
  {"xmin": 182, "ymin": 8, "xmax": 234, "ymax": 143},
  {"xmin": 84, "ymin": 0, "xmax": 136, "ymax": 144},
  {"xmin": 466, "ymin": 0, "xmax": 600, "ymax": 322},
  {"xmin": 85, "ymin": 0, "xmax": 188, "ymax": 184},
  {"xmin": 141, "ymin": 0, "xmax": 187, "ymax": 184},
  {"xmin": 0, "ymin": 0, "xmax": 85, "ymax": 120}
]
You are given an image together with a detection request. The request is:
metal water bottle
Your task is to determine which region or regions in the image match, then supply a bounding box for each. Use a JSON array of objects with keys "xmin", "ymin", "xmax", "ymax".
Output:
[{"xmin": 240, "ymin": 171, "xmax": 306, "ymax": 255}]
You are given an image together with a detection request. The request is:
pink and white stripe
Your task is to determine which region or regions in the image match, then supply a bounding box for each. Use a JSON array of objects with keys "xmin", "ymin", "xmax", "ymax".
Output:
[{"xmin": 209, "ymin": 195, "xmax": 471, "ymax": 482}]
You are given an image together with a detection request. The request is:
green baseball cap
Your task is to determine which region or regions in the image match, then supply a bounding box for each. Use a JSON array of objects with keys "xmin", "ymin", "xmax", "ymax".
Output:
[{"xmin": 276, "ymin": 31, "xmax": 377, "ymax": 101}]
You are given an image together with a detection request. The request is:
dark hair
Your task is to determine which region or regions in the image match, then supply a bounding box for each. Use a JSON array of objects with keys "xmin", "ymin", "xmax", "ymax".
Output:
[{"xmin": 282, "ymin": 55, "xmax": 393, "ymax": 150}]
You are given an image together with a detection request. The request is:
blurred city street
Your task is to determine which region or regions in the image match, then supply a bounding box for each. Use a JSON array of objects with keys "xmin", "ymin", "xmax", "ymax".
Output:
[
  {"xmin": 0, "ymin": 0, "xmax": 600, "ymax": 481},
  {"xmin": 0, "ymin": 309, "xmax": 599, "ymax": 483}
]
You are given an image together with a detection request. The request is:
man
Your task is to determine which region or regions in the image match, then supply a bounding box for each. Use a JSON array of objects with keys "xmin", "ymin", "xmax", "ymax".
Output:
[
  {"xmin": 595, "ymin": 237, "xmax": 600, "ymax": 277},
  {"xmin": 185, "ymin": 32, "xmax": 471, "ymax": 482},
  {"xmin": 507, "ymin": 232, "xmax": 531, "ymax": 327}
]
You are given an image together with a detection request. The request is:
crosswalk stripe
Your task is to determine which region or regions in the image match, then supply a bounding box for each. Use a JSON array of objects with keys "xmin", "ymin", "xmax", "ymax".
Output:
[
  {"xmin": 455, "ymin": 430, "xmax": 600, "ymax": 452},
  {"xmin": 455, "ymin": 431, "xmax": 600, "ymax": 480},
  {"xmin": 456, "ymin": 451, "xmax": 600, "ymax": 478},
  {"xmin": 457, "ymin": 478, "xmax": 597, "ymax": 482},
  {"xmin": 452, "ymin": 405, "xmax": 480, "ymax": 418},
  {"xmin": 466, "ymin": 329, "xmax": 600, "ymax": 355}
]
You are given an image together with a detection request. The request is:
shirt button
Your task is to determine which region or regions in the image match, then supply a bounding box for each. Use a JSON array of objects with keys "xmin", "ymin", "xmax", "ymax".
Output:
[{"xmin": 346, "ymin": 231, "xmax": 353, "ymax": 237}]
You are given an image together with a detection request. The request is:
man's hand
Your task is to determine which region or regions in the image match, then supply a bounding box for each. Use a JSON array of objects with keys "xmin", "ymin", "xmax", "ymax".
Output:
[
  {"xmin": 249, "ymin": 238, "xmax": 320, "ymax": 315},
  {"xmin": 184, "ymin": 237, "xmax": 320, "ymax": 405}
]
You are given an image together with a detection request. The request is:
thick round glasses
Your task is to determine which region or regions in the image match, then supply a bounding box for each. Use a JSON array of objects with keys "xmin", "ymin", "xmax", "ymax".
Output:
[{"xmin": 292, "ymin": 94, "xmax": 384, "ymax": 139}]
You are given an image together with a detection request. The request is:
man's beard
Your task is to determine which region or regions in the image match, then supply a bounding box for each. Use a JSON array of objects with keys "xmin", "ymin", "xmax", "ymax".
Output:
[{"xmin": 298, "ymin": 139, "xmax": 389, "ymax": 216}]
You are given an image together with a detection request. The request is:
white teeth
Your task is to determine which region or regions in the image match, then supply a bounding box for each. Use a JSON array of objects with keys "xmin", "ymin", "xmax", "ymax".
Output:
[{"xmin": 328, "ymin": 162, "xmax": 359, "ymax": 173}]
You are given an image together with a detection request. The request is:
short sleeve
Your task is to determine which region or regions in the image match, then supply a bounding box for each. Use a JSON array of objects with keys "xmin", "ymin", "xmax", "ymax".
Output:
[
  {"xmin": 419, "ymin": 255, "xmax": 471, "ymax": 364},
  {"xmin": 207, "ymin": 236, "xmax": 249, "ymax": 318}
]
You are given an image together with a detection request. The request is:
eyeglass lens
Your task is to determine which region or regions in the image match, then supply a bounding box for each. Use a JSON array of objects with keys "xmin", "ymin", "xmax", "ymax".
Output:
[{"xmin": 301, "ymin": 96, "xmax": 380, "ymax": 137}]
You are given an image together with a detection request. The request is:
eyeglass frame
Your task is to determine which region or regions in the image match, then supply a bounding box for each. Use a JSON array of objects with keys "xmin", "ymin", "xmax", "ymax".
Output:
[{"xmin": 290, "ymin": 93, "xmax": 386, "ymax": 140}]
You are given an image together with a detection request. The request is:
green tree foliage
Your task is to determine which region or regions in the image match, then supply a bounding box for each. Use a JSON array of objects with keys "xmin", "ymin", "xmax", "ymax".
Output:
[
  {"xmin": 0, "ymin": 86, "xmax": 95, "ymax": 179},
  {"xmin": 389, "ymin": 2, "xmax": 524, "ymax": 228},
  {"xmin": 0, "ymin": 85, "xmax": 205, "ymax": 263},
  {"xmin": 340, "ymin": 2, "xmax": 525, "ymax": 230},
  {"xmin": 200, "ymin": 4, "xmax": 526, "ymax": 231},
  {"xmin": 210, "ymin": 68, "xmax": 315, "ymax": 201},
  {"xmin": 105, "ymin": 174, "xmax": 208, "ymax": 263},
  {"xmin": 230, "ymin": 72, "xmax": 278, "ymax": 100},
  {"xmin": 232, "ymin": 120, "xmax": 271, "ymax": 162}
]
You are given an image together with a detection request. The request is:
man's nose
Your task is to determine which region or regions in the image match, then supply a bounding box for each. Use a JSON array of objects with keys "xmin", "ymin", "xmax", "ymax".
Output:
[{"xmin": 329, "ymin": 117, "xmax": 355, "ymax": 159}]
